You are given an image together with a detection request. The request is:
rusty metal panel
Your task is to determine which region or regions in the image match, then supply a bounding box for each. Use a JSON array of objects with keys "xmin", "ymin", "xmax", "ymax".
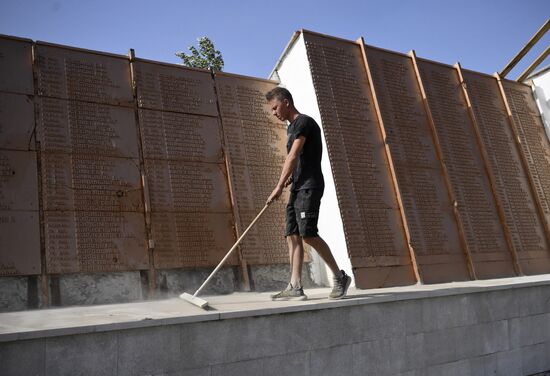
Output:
[
  {"xmin": 303, "ymin": 32, "xmax": 415, "ymax": 287},
  {"xmin": 238, "ymin": 208, "xmax": 289, "ymax": 264},
  {"xmin": 34, "ymin": 42, "xmax": 134, "ymax": 106},
  {"xmin": 132, "ymin": 60, "xmax": 218, "ymax": 116},
  {"xmin": 0, "ymin": 35, "xmax": 34, "ymax": 95},
  {"xmin": 44, "ymin": 210, "xmax": 148, "ymax": 274},
  {"xmin": 41, "ymin": 152, "xmax": 143, "ymax": 212},
  {"xmin": 151, "ymin": 212, "xmax": 237, "ymax": 268},
  {"xmin": 0, "ymin": 150, "xmax": 39, "ymax": 211},
  {"xmin": 501, "ymin": 80, "xmax": 550, "ymax": 227},
  {"xmin": 36, "ymin": 97, "xmax": 140, "ymax": 158},
  {"xmin": 364, "ymin": 46, "xmax": 470, "ymax": 283},
  {"xmin": 44, "ymin": 210, "xmax": 78, "ymax": 273},
  {"xmin": 144, "ymin": 159, "xmax": 232, "ymax": 213},
  {"xmin": 462, "ymin": 70, "xmax": 550, "ymax": 274},
  {"xmin": 215, "ymin": 73, "xmax": 291, "ymax": 265},
  {"xmin": 0, "ymin": 93, "xmax": 35, "ymax": 151},
  {"xmin": 0, "ymin": 210, "xmax": 41, "ymax": 276},
  {"xmin": 416, "ymin": 59, "xmax": 515, "ymax": 279},
  {"xmin": 0, "ymin": 89, "xmax": 41, "ymax": 275},
  {"xmin": 227, "ymin": 164, "xmax": 289, "ymax": 265},
  {"xmin": 132, "ymin": 58, "xmax": 236, "ymax": 270},
  {"xmin": 138, "ymin": 109, "xmax": 223, "ymax": 163}
]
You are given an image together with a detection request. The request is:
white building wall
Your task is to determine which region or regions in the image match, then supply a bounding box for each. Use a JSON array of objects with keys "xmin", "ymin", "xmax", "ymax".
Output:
[
  {"xmin": 531, "ymin": 67, "xmax": 550, "ymax": 141},
  {"xmin": 271, "ymin": 34, "xmax": 353, "ymax": 286}
]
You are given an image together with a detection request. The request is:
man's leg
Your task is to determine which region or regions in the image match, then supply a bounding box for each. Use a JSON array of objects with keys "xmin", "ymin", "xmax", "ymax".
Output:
[
  {"xmin": 287, "ymin": 234, "xmax": 304, "ymax": 287},
  {"xmin": 271, "ymin": 191, "xmax": 307, "ymax": 300},
  {"xmin": 303, "ymin": 235, "xmax": 351, "ymax": 299},
  {"xmin": 302, "ymin": 236, "xmax": 339, "ymax": 276}
]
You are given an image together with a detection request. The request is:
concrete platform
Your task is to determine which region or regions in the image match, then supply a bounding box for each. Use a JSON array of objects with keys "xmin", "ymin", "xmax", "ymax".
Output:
[{"xmin": 2, "ymin": 275, "xmax": 550, "ymax": 375}]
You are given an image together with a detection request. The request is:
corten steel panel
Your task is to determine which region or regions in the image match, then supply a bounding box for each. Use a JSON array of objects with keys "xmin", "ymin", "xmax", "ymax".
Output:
[
  {"xmin": 462, "ymin": 70, "xmax": 550, "ymax": 274},
  {"xmin": 238, "ymin": 208, "xmax": 289, "ymax": 264},
  {"xmin": 36, "ymin": 97, "xmax": 140, "ymax": 158},
  {"xmin": 216, "ymin": 74, "xmax": 280, "ymax": 122},
  {"xmin": 0, "ymin": 93, "xmax": 35, "ymax": 151},
  {"xmin": 0, "ymin": 35, "xmax": 34, "ymax": 95},
  {"xmin": 501, "ymin": 80, "xmax": 550, "ymax": 227},
  {"xmin": 364, "ymin": 45, "xmax": 470, "ymax": 283},
  {"xmin": 227, "ymin": 164, "xmax": 289, "ymax": 264},
  {"xmin": 133, "ymin": 60, "xmax": 235, "ymax": 269},
  {"xmin": 215, "ymin": 75, "xmax": 287, "ymax": 166},
  {"xmin": 0, "ymin": 210, "xmax": 41, "ymax": 276},
  {"xmin": 151, "ymin": 212, "xmax": 237, "ymax": 268},
  {"xmin": 303, "ymin": 32, "xmax": 415, "ymax": 287},
  {"xmin": 34, "ymin": 42, "xmax": 134, "ymax": 106},
  {"xmin": 0, "ymin": 150, "xmax": 39, "ymax": 211},
  {"xmin": 44, "ymin": 211, "xmax": 148, "ymax": 274},
  {"xmin": 41, "ymin": 152, "xmax": 143, "ymax": 212},
  {"xmin": 138, "ymin": 109, "xmax": 224, "ymax": 163},
  {"xmin": 416, "ymin": 59, "xmax": 515, "ymax": 279},
  {"xmin": 132, "ymin": 60, "xmax": 218, "ymax": 116},
  {"xmin": 144, "ymin": 159, "xmax": 232, "ymax": 214},
  {"xmin": 215, "ymin": 73, "xmax": 291, "ymax": 265}
]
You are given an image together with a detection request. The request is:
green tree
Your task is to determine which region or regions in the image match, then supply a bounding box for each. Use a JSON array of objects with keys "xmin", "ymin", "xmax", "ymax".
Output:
[{"xmin": 176, "ymin": 37, "xmax": 224, "ymax": 72}]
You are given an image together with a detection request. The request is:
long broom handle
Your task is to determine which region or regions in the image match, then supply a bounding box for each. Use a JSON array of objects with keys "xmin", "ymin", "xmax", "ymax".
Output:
[{"xmin": 193, "ymin": 202, "xmax": 272, "ymax": 298}]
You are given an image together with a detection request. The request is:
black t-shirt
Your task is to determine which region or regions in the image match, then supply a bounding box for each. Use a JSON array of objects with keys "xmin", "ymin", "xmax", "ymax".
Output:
[{"xmin": 286, "ymin": 114, "xmax": 324, "ymax": 191}]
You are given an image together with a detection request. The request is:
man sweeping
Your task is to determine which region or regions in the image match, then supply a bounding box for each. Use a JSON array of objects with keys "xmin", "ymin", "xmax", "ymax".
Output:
[{"xmin": 265, "ymin": 87, "xmax": 351, "ymax": 301}]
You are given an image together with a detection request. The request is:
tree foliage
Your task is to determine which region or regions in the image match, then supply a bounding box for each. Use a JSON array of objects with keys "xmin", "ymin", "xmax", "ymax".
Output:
[{"xmin": 176, "ymin": 37, "xmax": 224, "ymax": 72}]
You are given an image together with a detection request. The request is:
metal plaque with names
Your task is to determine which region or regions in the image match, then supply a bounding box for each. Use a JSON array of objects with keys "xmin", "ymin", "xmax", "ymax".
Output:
[
  {"xmin": 462, "ymin": 70, "xmax": 550, "ymax": 274},
  {"xmin": 144, "ymin": 159, "xmax": 232, "ymax": 214},
  {"xmin": 36, "ymin": 97, "xmax": 140, "ymax": 158},
  {"xmin": 303, "ymin": 32, "xmax": 415, "ymax": 287},
  {"xmin": 151, "ymin": 212, "xmax": 237, "ymax": 268},
  {"xmin": 0, "ymin": 35, "xmax": 34, "ymax": 95},
  {"xmin": 0, "ymin": 150, "xmax": 39, "ymax": 211},
  {"xmin": 364, "ymin": 45, "xmax": 470, "ymax": 283},
  {"xmin": 0, "ymin": 93, "xmax": 36, "ymax": 151},
  {"xmin": 34, "ymin": 42, "xmax": 134, "ymax": 106},
  {"xmin": 417, "ymin": 59, "xmax": 515, "ymax": 279},
  {"xmin": 44, "ymin": 210, "xmax": 148, "ymax": 274},
  {"xmin": 41, "ymin": 153, "xmax": 143, "ymax": 212},
  {"xmin": 138, "ymin": 108, "xmax": 223, "ymax": 163},
  {"xmin": 501, "ymin": 79, "xmax": 550, "ymax": 227},
  {"xmin": 0, "ymin": 138, "xmax": 41, "ymax": 276},
  {"xmin": 227, "ymin": 165, "xmax": 289, "ymax": 265},
  {"xmin": 0, "ymin": 210, "xmax": 41, "ymax": 276},
  {"xmin": 132, "ymin": 60, "xmax": 218, "ymax": 116},
  {"xmin": 215, "ymin": 73, "xmax": 290, "ymax": 265}
]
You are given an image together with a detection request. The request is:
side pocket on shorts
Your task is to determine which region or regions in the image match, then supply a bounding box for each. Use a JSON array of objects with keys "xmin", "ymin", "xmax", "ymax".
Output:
[{"xmin": 298, "ymin": 210, "xmax": 318, "ymax": 220}]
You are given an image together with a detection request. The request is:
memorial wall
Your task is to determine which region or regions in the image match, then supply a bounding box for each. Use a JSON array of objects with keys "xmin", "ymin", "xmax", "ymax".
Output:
[
  {"xmin": 299, "ymin": 30, "xmax": 550, "ymax": 288},
  {"xmin": 0, "ymin": 34, "xmax": 288, "ymax": 303},
  {"xmin": 2, "ymin": 30, "xmax": 550, "ymax": 303}
]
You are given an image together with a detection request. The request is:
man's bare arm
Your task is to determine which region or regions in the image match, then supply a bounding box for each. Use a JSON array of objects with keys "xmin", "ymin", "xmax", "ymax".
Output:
[{"xmin": 266, "ymin": 136, "xmax": 306, "ymax": 204}]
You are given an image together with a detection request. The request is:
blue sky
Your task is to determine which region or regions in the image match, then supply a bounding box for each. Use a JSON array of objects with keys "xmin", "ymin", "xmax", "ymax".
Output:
[{"xmin": 1, "ymin": 0, "xmax": 548, "ymax": 79}]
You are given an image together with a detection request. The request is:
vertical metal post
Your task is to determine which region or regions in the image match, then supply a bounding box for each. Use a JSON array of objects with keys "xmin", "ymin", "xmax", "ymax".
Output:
[
  {"xmin": 356, "ymin": 37, "xmax": 422, "ymax": 284},
  {"xmin": 31, "ymin": 43, "xmax": 51, "ymax": 307},
  {"xmin": 211, "ymin": 73, "xmax": 251, "ymax": 292},
  {"xmin": 128, "ymin": 48, "xmax": 157, "ymax": 295},
  {"xmin": 455, "ymin": 64, "xmax": 523, "ymax": 275},
  {"xmin": 409, "ymin": 50, "xmax": 477, "ymax": 280}
]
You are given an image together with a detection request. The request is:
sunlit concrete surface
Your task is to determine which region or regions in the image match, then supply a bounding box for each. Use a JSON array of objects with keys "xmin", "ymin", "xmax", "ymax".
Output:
[{"xmin": 1, "ymin": 275, "xmax": 550, "ymax": 375}]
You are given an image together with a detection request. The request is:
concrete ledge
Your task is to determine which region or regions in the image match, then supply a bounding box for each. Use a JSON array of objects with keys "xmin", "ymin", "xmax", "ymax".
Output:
[
  {"xmin": 2, "ymin": 274, "xmax": 550, "ymax": 343},
  {"xmin": 2, "ymin": 275, "xmax": 550, "ymax": 375}
]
